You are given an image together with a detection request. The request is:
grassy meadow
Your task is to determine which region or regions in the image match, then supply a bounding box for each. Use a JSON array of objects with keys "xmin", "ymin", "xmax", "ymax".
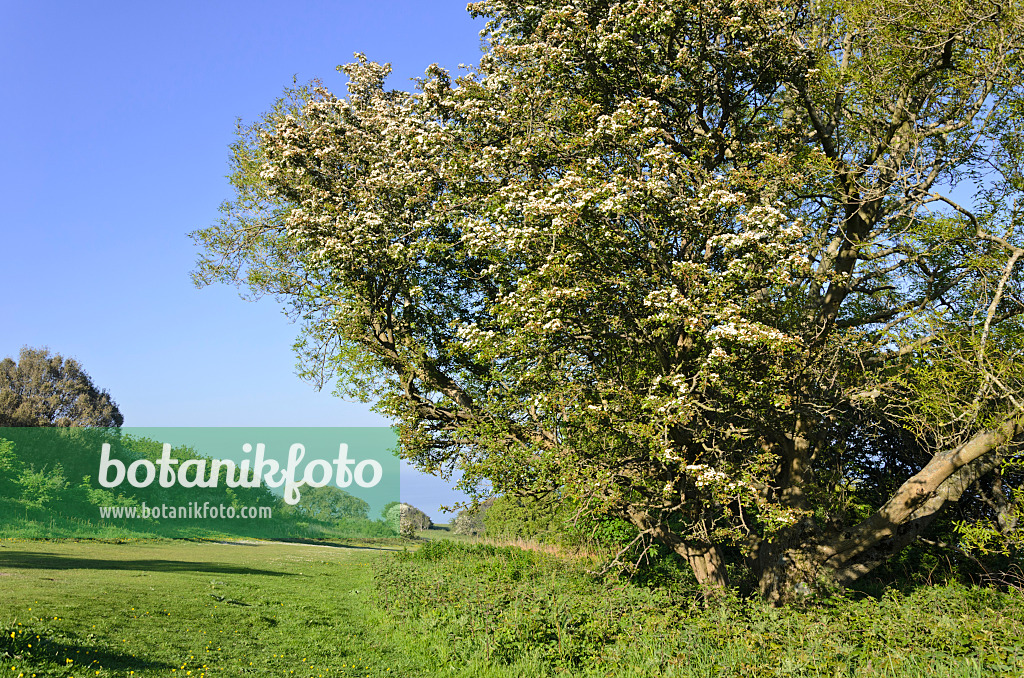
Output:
[
  {"xmin": 2, "ymin": 536, "xmax": 1024, "ymax": 678},
  {"xmin": 0, "ymin": 539, "xmax": 411, "ymax": 678}
]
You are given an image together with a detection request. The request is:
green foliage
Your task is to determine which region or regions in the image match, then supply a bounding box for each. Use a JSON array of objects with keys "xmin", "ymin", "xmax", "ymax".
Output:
[
  {"xmin": 375, "ymin": 541, "xmax": 646, "ymax": 669},
  {"xmin": 957, "ymin": 516, "xmax": 1024, "ymax": 557},
  {"xmin": 3, "ymin": 538, "xmax": 1024, "ymax": 677},
  {"xmin": 954, "ymin": 518, "xmax": 1019, "ymax": 561},
  {"xmin": 294, "ymin": 485, "xmax": 370, "ymax": 521},
  {"xmin": 373, "ymin": 540, "xmax": 1024, "ymax": 676},
  {"xmin": 483, "ymin": 493, "xmax": 639, "ymax": 552},
  {"xmin": 380, "ymin": 500, "xmax": 400, "ymax": 521},
  {"xmin": 482, "ymin": 495, "xmax": 566, "ymax": 543},
  {"xmin": 954, "ymin": 465, "xmax": 1024, "ymax": 559},
  {"xmin": 17, "ymin": 463, "xmax": 70, "ymax": 508},
  {"xmin": 0, "ymin": 437, "xmax": 24, "ymax": 496},
  {"xmin": 195, "ymin": 0, "xmax": 1024, "ymax": 595},
  {"xmin": 0, "ymin": 347, "xmax": 123, "ymax": 427}
]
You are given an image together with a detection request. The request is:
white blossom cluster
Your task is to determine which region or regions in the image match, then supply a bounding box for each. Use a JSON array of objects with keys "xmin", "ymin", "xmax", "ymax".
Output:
[{"xmin": 236, "ymin": 0, "xmax": 818, "ymax": 551}]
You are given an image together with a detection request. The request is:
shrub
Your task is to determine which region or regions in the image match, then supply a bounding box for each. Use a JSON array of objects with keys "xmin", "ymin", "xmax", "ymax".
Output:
[{"xmin": 384, "ymin": 502, "xmax": 432, "ymax": 537}]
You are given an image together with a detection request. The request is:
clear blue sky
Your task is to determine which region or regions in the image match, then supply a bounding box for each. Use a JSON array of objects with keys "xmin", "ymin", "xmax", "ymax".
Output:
[{"xmin": 0, "ymin": 1, "xmax": 487, "ymax": 519}]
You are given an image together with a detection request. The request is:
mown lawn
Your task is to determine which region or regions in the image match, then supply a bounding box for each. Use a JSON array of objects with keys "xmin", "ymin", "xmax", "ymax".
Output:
[{"xmin": 0, "ymin": 539, "xmax": 414, "ymax": 678}]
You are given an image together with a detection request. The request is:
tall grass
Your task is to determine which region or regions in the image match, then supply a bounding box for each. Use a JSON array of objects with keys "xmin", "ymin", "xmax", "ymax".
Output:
[{"xmin": 373, "ymin": 540, "xmax": 1024, "ymax": 677}]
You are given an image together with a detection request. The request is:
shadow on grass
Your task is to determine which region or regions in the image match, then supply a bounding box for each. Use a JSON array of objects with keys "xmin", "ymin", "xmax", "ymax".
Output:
[
  {"xmin": 2, "ymin": 632, "xmax": 174, "ymax": 672},
  {"xmin": 271, "ymin": 536, "xmax": 404, "ymax": 551},
  {"xmin": 0, "ymin": 551, "xmax": 292, "ymax": 576}
]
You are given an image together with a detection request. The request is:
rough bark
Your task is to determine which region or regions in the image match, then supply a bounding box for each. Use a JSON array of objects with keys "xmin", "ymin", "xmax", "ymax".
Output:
[
  {"xmin": 830, "ymin": 453, "xmax": 1001, "ymax": 585},
  {"xmin": 821, "ymin": 417, "xmax": 1022, "ymax": 575},
  {"xmin": 680, "ymin": 541, "xmax": 730, "ymax": 591},
  {"xmin": 627, "ymin": 507, "xmax": 730, "ymax": 589},
  {"xmin": 754, "ymin": 417, "xmax": 1023, "ymax": 602}
]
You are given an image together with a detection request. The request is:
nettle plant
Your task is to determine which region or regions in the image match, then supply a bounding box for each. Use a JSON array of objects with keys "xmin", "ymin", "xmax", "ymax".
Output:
[{"xmin": 195, "ymin": 0, "xmax": 1024, "ymax": 602}]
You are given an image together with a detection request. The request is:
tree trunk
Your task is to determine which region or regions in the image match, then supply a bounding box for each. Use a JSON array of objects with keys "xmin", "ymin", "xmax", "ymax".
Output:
[
  {"xmin": 679, "ymin": 540, "xmax": 730, "ymax": 590},
  {"xmin": 626, "ymin": 507, "xmax": 730, "ymax": 589},
  {"xmin": 820, "ymin": 418, "xmax": 1019, "ymax": 583},
  {"xmin": 753, "ymin": 417, "xmax": 1021, "ymax": 603},
  {"xmin": 759, "ymin": 554, "xmax": 820, "ymax": 604}
]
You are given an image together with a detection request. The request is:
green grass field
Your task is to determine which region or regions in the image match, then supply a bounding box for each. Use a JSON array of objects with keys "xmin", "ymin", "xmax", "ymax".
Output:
[
  {"xmin": 3, "ymin": 537, "xmax": 1024, "ymax": 678},
  {"xmin": 0, "ymin": 539, "xmax": 414, "ymax": 678}
]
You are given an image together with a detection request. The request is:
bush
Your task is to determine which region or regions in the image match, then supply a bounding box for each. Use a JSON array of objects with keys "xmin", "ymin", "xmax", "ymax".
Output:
[
  {"xmin": 17, "ymin": 463, "xmax": 70, "ymax": 508},
  {"xmin": 384, "ymin": 502, "xmax": 432, "ymax": 537},
  {"xmin": 483, "ymin": 492, "xmax": 641, "ymax": 552},
  {"xmin": 451, "ymin": 497, "xmax": 495, "ymax": 536},
  {"xmin": 294, "ymin": 485, "xmax": 370, "ymax": 521}
]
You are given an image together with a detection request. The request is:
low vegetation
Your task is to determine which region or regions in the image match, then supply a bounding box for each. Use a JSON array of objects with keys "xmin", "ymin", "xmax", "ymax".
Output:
[
  {"xmin": 3, "ymin": 537, "xmax": 1024, "ymax": 677},
  {"xmin": 374, "ymin": 540, "xmax": 1024, "ymax": 677}
]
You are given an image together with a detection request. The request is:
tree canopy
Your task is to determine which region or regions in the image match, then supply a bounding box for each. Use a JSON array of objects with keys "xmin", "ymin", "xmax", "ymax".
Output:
[
  {"xmin": 194, "ymin": 0, "xmax": 1024, "ymax": 601},
  {"xmin": 0, "ymin": 347, "xmax": 123, "ymax": 428},
  {"xmin": 295, "ymin": 485, "xmax": 371, "ymax": 521}
]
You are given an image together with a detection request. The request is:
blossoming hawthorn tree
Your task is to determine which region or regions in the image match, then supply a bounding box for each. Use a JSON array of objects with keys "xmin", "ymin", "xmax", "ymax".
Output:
[{"xmin": 194, "ymin": 0, "xmax": 1024, "ymax": 601}]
